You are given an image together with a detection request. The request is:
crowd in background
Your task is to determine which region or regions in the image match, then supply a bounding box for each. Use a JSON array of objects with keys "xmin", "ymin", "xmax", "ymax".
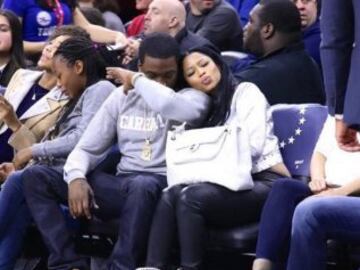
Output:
[{"xmin": 0, "ymin": 0, "xmax": 359, "ymax": 270}]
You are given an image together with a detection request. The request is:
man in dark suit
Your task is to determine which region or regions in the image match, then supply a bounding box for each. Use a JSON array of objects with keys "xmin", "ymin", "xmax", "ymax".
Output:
[{"xmin": 321, "ymin": 0, "xmax": 360, "ymax": 151}]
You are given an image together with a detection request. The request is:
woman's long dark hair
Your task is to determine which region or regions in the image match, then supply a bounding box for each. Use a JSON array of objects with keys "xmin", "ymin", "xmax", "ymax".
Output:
[
  {"xmin": 52, "ymin": 36, "xmax": 108, "ymax": 128},
  {"xmin": 182, "ymin": 46, "xmax": 238, "ymax": 127},
  {"xmin": 0, "ymin": 9, "xmax": 25, "ymax": 87},
  {"xmin": 54, "ymin": 36, "xmax": 107, "ymax": 88}
]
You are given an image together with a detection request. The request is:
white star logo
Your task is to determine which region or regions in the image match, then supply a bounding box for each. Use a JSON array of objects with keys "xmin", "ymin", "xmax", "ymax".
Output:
[
  {"xmin": 295, "ymin": 128, "xmax": 302, "ymax": 136},
  {"xmin": 299, "ymin": 107, "xmax": 306, "ymax": 115},
  {"xmin": 299, "ymin": 117, "xmax": 306, "ymax": 125},
  {"xmin": 288, "ymin": 136, "xmax": 295, "ymax": 144},
  {"xmin": 280, "ymin": 141, "xmax": 286, "ymax": 148}
]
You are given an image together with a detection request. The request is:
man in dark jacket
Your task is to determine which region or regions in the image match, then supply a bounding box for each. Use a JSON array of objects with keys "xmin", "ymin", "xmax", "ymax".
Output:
[
  {"xmin": 236, "ymin": 0, "xmax": 325, "ymax": 105},
  {"xmin": 186, "ymin": 0, "xmax": 243, "ymax": 51},
  {"xmin": 123, "ymin": 0, "xmax": 217, "ymax": 66}
]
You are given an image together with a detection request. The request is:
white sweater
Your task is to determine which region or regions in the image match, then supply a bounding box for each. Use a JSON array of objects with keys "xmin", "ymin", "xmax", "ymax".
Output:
[{"xmin": 229, "ymin": 82, "xmax": 283, "ymax": 173}]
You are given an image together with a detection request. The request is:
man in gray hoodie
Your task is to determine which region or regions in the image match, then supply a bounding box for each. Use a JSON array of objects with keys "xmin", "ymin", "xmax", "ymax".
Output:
[{"xmin": 24, "ymin": 33, "xmax": 210, "ymax": 270}]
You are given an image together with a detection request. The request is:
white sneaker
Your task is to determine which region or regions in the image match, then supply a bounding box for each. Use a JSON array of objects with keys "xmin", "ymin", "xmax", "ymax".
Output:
[{"xmin": 135, "ymin": 268, "xmax": 161, "ymax": 270}]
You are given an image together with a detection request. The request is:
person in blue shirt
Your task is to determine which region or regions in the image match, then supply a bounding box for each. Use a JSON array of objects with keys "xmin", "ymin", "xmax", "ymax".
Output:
[
  {"xmin": 227, "ymin": 0, "xmax": 258, "ymax": 27},
  {"xmin": 2, "ymin": 0, "xmax": 128, "ymax": 55}
]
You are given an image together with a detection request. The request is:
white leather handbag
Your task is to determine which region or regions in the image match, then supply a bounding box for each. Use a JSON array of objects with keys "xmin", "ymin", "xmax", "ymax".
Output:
[{"xmin": 166, "ymin": 121, "xmax": 254, "ymax": 191}]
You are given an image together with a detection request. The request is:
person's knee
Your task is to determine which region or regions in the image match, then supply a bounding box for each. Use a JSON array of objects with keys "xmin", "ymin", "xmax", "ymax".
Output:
[
  {"xmin": 292, "ymin": 198, "xmax": 325, "ymax": 231},
  {"xmin": 178, "ymin": 183, "xmax": 215, "ymax": 210},
  {"xmin": 1, "ymin": 171, "xmax": 25, "ymax": 194},
  {"xmin": 161, "ymin": 186, "xmax": 181, "ymax": 205},
  {"xmin": 127, "ymin": 174, "xmax": 165, "ymax": 196},
  {"xmin": 272, "ymin": 179, "xmax": 309, "ymax": 196},
  {"xmin": 22, "ymin": 165, "xmax": 49, "ymax": 194}
]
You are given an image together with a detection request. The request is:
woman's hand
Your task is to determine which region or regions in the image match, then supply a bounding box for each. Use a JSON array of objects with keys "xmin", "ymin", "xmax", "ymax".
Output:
[
  {"xmin": 114, "ymin": 32, "xmax": 129, "ymax": 50},
  {"xmin": 308, "ymin": 177, "xmax": 327, "ymax": 194},
  {"xmin": 0, "ymin": 162, "xmax": 15, "ymax": 182},
  {"xmin": 13, "ymin": 147, "xmax": 32, "ymax": 170},
  {"xmin": 106, "ymin": 67, "xmax": 137, "ymax": 94},
  {"xmin": 122, "ymin": 38, "xmax": 140, "ymax": 65},
  {"xmin": 314, "ymin": 187, "xmax": 348, "ymax": 197},
  {"xmin": 0, "ymin": 95, "xmax": 21, "ymax": 131}
]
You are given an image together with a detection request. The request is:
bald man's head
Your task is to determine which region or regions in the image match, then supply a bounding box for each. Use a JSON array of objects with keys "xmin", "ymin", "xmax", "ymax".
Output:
[{"xmin": 143, "ymin": 0, "xmax": 186, "ymax": 36}]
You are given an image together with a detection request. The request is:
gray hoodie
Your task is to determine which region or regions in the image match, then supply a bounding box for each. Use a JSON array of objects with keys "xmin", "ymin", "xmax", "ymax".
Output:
[
  {"xmin": 31, "ymin": 80, "xmax": 115, "ymax": 173},
  {"xmin": 64, "ymin": 76, "xmax": 210, "ymax": 183}
]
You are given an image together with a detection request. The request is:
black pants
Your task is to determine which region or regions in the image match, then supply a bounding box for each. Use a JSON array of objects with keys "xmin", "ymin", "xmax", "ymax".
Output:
[
  {"xmin": 23, "ymin": 165, "xmax": 167, "ymax": 270},
  {"xmin": 146, "ymin": 171, "xmax": 284, "ymax": 270}
]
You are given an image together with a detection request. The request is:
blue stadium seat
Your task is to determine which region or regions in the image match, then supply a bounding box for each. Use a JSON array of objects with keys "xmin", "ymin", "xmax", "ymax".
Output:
[
  {"xmin": 221, "ymin": 50, "xmax": 255, "ymax": 73},
  {"xmin": 271, "ymin": 103, "xmax": 328, "ymax": 179}
]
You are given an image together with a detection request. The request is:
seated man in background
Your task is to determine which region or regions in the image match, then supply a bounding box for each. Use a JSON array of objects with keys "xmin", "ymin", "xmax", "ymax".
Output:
[
  {"xmin": 123, "ymin": 0, "xmax": 217, "ymax": 66},
  {"xmin": 186, "ymin": 0, "xmax": 244, "ymax": 51},
  {"xmin": 237, "ymin": 0, "xmax": 325, "ymax": 105},
  {"xmin": 293, "ymin": 0, "xmax": 322, "ymax": 68}
]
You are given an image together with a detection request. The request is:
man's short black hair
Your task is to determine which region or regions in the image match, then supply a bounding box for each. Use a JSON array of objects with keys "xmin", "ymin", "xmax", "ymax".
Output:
[
  {"xmin": 138, "ymin": 33, "xmax": 180, "ymax": 64},
  {"xmin": 258, "ymin": 0, "xmax": 302, "ymax": 35}
]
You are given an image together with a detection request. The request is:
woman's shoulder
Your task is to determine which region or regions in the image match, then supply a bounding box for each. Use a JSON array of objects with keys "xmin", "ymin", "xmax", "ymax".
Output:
[
  {"xmin": 6, "ymin": 69, "xmax": 43, "ymax": 93},
  {"xmin": 86, "ymin": 80, "xmax": 116, "ymax": 93},
  {"xmin": 9, "ymin": 68, "xmax": 43, "ymax": 83},
  {"xmin": 81, "ymin": 80, "xmax": 116, "ymax": 102},
  {"xmin": 234, "ymin": 81, "xmax": 267, "ymax": 103},
  {"xmin": 12, "ymin": 68, "xmax": 42, "ymax": 78}
]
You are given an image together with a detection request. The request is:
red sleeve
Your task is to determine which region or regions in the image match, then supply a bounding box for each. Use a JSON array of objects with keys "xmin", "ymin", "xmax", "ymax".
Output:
[{"xmin": 126, "ymin": 14, "xmax": 146, "ymax": 37}]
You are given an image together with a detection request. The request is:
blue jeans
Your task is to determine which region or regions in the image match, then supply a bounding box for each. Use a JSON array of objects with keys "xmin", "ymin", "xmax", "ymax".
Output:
[
  {"xmin": 255, "ymin": 179, "xmax": 312, "ymax": 264},
  {"xmin": 0, "ymin": 170, "xmax": 32, "ymax": 270},
  {"xmin": 23, "ymin": 165, "xmax": 167, "ymax": 270},
  {"xmin": 287, "ymin": 196, "xmax": 360, "ymax": 270}
]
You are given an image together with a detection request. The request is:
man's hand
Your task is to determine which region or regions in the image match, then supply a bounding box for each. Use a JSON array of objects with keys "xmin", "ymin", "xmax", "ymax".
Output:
[
  {"xmin": 309, "ymin": 177, "xmax": 327, "ymax": 194},
  {"xmin": 336, "ymin": 119, "xmax": 360, "ymax": 152},
  {"xmin": 68, "ymin": 178, "xmax": 98, "ymax": 219},
  {"xmin": 0, "ymin": 95, "xmax": 21, "ymax": 131},
  {"xmin": 106, "ymin": 67, "xmax": 137, "ymax": 94},
  {"xmin": 0, "ymin": 162, "xmax": 15, "ymax": 182},
  {"xmin": 13, "ymin": 147, "xmax": 32, "ymax": 169}
]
